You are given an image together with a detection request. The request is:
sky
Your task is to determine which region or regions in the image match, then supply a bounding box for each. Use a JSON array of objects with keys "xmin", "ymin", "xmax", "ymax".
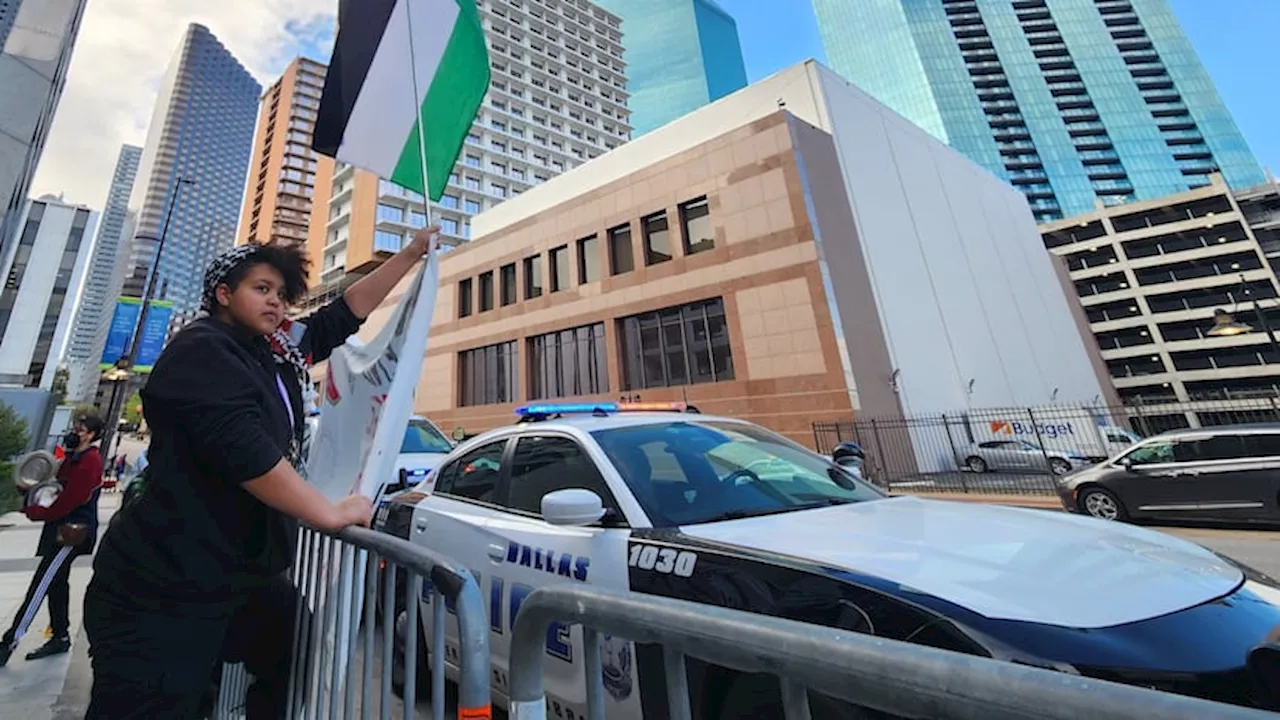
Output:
[{"xmin": 28, "ymin": 0, "xmax": 1280, "ymax": 209}]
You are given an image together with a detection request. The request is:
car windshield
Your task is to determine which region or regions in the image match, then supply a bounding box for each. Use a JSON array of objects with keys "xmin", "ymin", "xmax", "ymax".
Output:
[
  {"xmin": 592, "ymin": 420, "xmax": 884, "ymax": 527},
  {"xmin": 401, "ymin": 419, "xmax": 452, "ymax": 454}
]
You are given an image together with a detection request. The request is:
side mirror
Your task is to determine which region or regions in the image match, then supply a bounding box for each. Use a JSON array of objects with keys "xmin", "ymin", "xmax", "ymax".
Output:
[
  {"xmin": 1120, "ymin": 457, "xmax": 1138, "ymax": 472},
  {"xmin": 542, "ymin": 488, "xmax": 606, "ymax": 526}
]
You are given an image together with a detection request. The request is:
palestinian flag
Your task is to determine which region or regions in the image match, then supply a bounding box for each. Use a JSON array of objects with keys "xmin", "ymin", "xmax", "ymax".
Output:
[{"xmin": 313, "ymin": 0, "xmax": 490, "ymax": 201}]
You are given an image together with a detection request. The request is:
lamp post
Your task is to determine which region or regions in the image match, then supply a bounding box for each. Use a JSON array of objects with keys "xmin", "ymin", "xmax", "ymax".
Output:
[
  {"xmin": 1206, "ymin": 275, "xmax": 1280, "ymax": 357},
  {"xmin": 99, "ymin": 175, "xmax": 195, "ymax": 454}
]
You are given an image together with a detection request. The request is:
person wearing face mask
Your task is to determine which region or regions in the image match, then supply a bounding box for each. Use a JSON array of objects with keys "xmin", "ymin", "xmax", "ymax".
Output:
[
  {"xmin": 82, "ymin": 227, "xmax": 437, "ymax": 719},
  {"xmin": 0, "ymin": 414, "xmax": 105, "ymax": 666}
]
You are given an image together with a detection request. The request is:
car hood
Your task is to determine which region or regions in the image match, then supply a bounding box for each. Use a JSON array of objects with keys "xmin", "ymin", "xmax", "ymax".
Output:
[{"xmin": 680, "ymin": 496, "xmax": 1243, "ymax": 629}]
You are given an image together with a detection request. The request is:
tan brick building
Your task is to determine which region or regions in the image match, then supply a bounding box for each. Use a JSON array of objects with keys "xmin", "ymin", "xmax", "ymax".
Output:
[{"xmin": 237, "ymin": 57, "xmax": 326, "ymax": 262}]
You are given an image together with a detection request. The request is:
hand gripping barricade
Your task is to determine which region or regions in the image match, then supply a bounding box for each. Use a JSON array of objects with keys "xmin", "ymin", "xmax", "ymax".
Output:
[
  {"xmin": 213, "ymin": 525, "xmax": 491, "ymax": 720},
  {"xmin": 507, "ymin": 584, "xmax": 1277, "ymax": 720}
]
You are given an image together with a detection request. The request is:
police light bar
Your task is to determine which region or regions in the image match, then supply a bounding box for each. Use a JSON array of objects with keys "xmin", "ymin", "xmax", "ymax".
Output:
[{"xmin": 514, "ymin": 401, "xmax": 688, "ymax": 416}]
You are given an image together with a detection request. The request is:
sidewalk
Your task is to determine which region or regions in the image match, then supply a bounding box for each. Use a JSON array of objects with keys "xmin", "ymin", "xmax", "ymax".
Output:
[{"xmin": 0, "ymin": 492, "xmax": 119, "ymax": 718}]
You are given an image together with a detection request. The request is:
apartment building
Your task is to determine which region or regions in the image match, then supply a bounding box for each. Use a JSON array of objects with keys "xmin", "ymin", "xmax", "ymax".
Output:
[
  {"xmin": 303, "ymin": 0, "xmax": 632, "ymax": 307},
  {"xmin": 1042, "ymin": 175, "xmax": 1280, "ymax": 429},
  {"xmin": 237, "ymin": 57, "xmax": 327, "ymax": 249}
]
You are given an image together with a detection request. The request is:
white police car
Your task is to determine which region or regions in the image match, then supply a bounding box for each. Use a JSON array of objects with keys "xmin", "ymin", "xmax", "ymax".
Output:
[{"xmin": 376, "ymin": 402, "xmax": 1280, "ymax": 718}]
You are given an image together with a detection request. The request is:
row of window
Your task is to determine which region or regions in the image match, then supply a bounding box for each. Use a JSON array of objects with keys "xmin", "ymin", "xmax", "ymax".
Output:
[
  {"xmin": 456, "ymin": 198, "xmax": 711, "ymax": 318},
  {"xmin": 457, "ymin": 298, "xmax": 735, "ymax": 407}
]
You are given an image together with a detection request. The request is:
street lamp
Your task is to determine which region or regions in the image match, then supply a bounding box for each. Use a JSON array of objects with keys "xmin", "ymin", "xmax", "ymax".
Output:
[
  {"xmin": 1205, "ymin": 274, "xmax": 1280, "ymax": 357},
  {"xmin": 100, "ymin": 175, "xmax": 195, "ymax": 454}
]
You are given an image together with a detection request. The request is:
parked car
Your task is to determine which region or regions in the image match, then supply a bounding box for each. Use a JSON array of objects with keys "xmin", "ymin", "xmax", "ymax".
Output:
[
  {"xmin": 302, "ymin": 414, "xmax": 454, "ymax": 497},
  {"xmin": 959, "ymin": 439, "xmax": 1089, "ymax": 475},
  {"xmin": 1057, "ymin": 423, "xmax": 1280, "ymax": 523},
  {"xmin": 376, "ymin": 403, "xmax": 1280, "ymax": 715}
]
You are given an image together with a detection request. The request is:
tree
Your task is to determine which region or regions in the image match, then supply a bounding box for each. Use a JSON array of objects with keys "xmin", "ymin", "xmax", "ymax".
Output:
[
  {"xmin": 51, "ymin": 367, "xmax": 69, "ymax": 405},
  {"xmin": 122, "ymin": 392, "xmax": 144, "ymax": 427},
  {"xmin": 0, "ymin": 402, "xmax": 30, "ymax": 461}
]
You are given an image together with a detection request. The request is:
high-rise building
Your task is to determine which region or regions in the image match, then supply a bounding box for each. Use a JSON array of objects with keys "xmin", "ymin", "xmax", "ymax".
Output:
[
  {"xmin": 1041, "ymin": 175, "xmax": 1280, "ymax": 428},
  {"xmin": 0, "ymin": 197, "xmax": 97, "ymax": 388},
  {"xmin": 593, "ymin": 0, "xmax": 748, "ymax": 136},
  {"xmin": 0, "ymin": 0, "xmax": 89, "ymax": 264},
  {"xmin": 813, "ymin": 0, "xmax": 1266, "ymax": 223},
  {"xmin": 123, "ymin": 24, "xmax": 261, "ymax": 327},
  {"xmin": 237, "ymin": 57, "xmax": 327, "ymax": 248},
  {"xmin": 302, "ymin": 0, "xmax": 632, "ymax": 306},
  {"xmin": 64, "ymin": 144, "xmax": 143, "ymax": 404}
]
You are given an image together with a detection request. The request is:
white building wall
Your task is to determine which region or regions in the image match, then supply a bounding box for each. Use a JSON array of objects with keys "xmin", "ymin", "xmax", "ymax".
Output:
[{"xmin": 0, "ymin": 199, "xmax": 98, "ymax": 388}]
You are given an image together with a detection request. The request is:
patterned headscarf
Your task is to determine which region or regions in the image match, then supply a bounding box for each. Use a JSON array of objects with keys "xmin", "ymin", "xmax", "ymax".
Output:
[{"xmin": 202, "ymin": 244, "xmax": 312, "ymax": 467}]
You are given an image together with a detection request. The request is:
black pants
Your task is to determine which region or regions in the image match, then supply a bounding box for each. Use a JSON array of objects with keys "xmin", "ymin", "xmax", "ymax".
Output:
[
  {"xmin": 84, "ymin": 574, "xmax": 299, "ymax": 719},
  {"xmin": 3, "ymin": 548, "xmax": 74, "ymax": 645}
]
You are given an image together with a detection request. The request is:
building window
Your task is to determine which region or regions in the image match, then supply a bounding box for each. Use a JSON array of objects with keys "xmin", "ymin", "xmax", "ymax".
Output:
[
  {"xmin": 550, "ymin": 245, "xmax": 570, "ymax": 292},
  {"xmin": 529, "ymin": 323, "xmax": 608, "ymax": 399},
  {"xmin": 478, "ymin": 271, "xmax": 494, "ymax": 312},
  {"xmin": 577, "ymin": 234, "xmax": 600, "ymax": 284},
  {"xmin": 680, "ymin": 198, "xmax": 713, "ymax": 255},
  {"xmin": 524, "ymin": 255, "xmax": 544, "ymax": 299},
  {"xmin": 459, "ymin": 341, "xmax": 518, "ymax": 406},
  {"xmin": 441, "ymin": 218, "xmax": 459, "ymax": 235},
  {"xmin": 500, "ymin": 263, "xmax": 517, "ymax": 306},
  {"xmin": 377, "ymin": 204, "xmax": 403, "ymax": 222},
  {"xmin": 441, "ymin": 194, "xmax": 459, "ymax": 209},
  {"xmin": 373, "ymin": 230, "xmax": 402, "ymax": 252},
  {"xmin": 618, "ymin": 298, "xmax": 733, "ymax": 390},
  {"xmin": 464, "ymin": 199, "xmax": 482, "ymax": 214},
  {"xmin": 643, "ymin": 212, "xmax": 671, "ymax": 265},
  {"xmin": 458, "ymin": 278, "xmax": 473, "ymax": 318},
  {"xmin": 608, "ymin": 223, "xmax": 633, "ymax": 275},
  {"xmin": 465, "ymin": 176, "xmax": 481, "ymax": 190}
]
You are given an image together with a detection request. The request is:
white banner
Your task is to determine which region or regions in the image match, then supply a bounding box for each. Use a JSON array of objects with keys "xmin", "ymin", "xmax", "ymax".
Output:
[
  {"xmin": 300, "ymin": 248, "xmax": 439, "ymax": 703},
  {"xmin": 306, "ymin": 249, "xmax": 440, "ymax": 502}
]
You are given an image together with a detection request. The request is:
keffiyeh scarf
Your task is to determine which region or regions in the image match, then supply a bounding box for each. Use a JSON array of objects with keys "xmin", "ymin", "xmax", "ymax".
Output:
[{"xmin": 201, "ymin": 244, "xmax": 314, "ymax": 469}]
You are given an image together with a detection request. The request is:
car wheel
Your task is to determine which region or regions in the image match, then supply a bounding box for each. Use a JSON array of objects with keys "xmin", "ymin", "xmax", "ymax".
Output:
[
  {"xmin": 391, "ymin": 609, "xmax": 433, "ymax": 700},
  {"xmin": 1079, "ymin": 487, "xmax": 1127, "ymax": 521},
  {"xmin": 966, "ymin": 456, "xmax": 988, "ymax": 473},
  {"xmin": 1049, "ymin": 458, "xmax": 1072, "ymax": 476}
]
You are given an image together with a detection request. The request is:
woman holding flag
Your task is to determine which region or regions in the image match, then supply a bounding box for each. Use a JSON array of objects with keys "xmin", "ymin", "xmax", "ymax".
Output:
[{"xmin": 83, "ymin": 225, "xmax": 438, "ymax": 719}]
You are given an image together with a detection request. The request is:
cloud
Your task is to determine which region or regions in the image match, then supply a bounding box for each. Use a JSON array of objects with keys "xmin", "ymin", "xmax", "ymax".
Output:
[{"xmin": 30, "ymin": 0, "xmax": 337, "ymax": 208}]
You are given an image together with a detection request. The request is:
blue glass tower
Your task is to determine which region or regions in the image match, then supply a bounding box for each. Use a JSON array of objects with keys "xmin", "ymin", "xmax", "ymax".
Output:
[
  {"xmin": 813, "ymin": 0, "xmax": 1265, "ymax": 222},
  {"xmin": 124, "ymin": 24, "xmax": 261, "ymax": 323},
  {"xmin": 595, "ymin": 0, "xmax": 749, "ymax": 136}
]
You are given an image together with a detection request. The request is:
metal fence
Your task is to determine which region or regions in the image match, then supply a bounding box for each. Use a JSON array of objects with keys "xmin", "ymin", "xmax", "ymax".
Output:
[
  {"xmin": 813, "ymin": 398, "xmax": 1280, "ymax": 497},
  {"xmin": 508, "ymin": 584, "xmax": 1275, "ymax": 720},
  {"xmin": 213, "ymin": 524, "xmax": 491, "ymax": 720}
]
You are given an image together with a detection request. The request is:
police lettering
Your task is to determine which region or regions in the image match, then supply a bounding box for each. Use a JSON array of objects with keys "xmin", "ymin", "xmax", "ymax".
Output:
[{"xmin": 505, "ymin": 541, "xmax": 590, "ymax": 582}]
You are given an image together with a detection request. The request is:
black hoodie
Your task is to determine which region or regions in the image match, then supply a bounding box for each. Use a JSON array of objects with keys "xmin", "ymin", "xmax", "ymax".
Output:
[{"xmin": 89, "ymin": 298, "xmax": 362, "ymax": 618}]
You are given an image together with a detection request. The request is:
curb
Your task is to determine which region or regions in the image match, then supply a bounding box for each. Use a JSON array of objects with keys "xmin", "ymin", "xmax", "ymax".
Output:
[{"xmin": 906, "ymin": 492, "xmax": 1065, "ymax": 510}]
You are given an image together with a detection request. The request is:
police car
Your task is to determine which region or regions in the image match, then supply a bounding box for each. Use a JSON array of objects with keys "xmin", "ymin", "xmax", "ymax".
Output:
[{"xmin": 376, "ymin": 402, "xmax": 1280, "ymax": 717}]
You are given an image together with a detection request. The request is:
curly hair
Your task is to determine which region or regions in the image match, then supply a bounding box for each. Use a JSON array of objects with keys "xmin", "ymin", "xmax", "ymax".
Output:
[{"xmin": 222, "ymin": 242, "xmax": 312, "ymax": 305}]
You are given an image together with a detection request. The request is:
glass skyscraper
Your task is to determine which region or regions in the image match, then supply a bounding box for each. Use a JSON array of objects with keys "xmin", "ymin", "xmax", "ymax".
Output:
[
  {"xmin": 595, "ymin": 0, "xmax": 748, "ymax": 136},
  {"xmin": 124, "ymin": 24, "xmax": 261, "ymax": 324},
  {"xmin": 813, "ymin": 0, "xmax": 1265, "ymax": 222}
]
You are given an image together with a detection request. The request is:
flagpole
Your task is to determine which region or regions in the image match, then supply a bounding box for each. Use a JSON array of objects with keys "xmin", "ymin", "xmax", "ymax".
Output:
[{"xmin": 403, "ymin": 0, "xmax": 435, "ymax": 236}]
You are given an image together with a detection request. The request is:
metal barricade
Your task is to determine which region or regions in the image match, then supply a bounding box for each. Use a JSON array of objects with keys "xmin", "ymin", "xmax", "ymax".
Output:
[
  {"xmin": 508, "ymin": 585, "xmax": 1275, "ymax": 720},
  {"xmin": 213, "ymin": 525, "xmax": 491, "ymax": 720}
]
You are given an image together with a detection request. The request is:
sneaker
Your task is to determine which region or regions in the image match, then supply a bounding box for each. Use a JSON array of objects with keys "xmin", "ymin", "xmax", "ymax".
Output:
[{"xmin": 25, "ymin": 636, "xmax": 70, "ymax": 661}]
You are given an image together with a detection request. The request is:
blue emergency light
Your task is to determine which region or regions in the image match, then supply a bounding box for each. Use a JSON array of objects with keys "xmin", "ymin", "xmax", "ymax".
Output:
[{"xmin": 514, "ymin": 401, "xmax": 692, "ymax": 417}]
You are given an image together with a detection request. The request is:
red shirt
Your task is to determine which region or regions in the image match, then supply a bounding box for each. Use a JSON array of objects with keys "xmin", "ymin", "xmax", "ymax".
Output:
[{"xmin": 26, "ymin": 446, "xmax": 103, "ymax": 522}]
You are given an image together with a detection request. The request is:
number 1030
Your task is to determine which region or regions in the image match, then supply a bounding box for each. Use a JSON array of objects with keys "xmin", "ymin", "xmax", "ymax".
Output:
[{"xmin": 628, "ymin": 545, "xmax": 697, "ymax": 577}]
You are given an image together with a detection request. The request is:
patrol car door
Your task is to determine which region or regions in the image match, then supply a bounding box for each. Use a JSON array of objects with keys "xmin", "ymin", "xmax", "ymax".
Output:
[
  {"xmin": 416, "ymin": 438, "xmax": 513, "ymax": 683},
  {"xmin": 485, "ymin": 433, "xmax": 639, "ymax": 720}
]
